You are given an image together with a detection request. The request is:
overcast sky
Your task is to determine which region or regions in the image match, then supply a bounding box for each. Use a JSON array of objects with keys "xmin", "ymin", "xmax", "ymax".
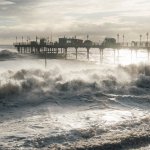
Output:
[{"xmin": 0, "ymin": 0, "xmax": 150, "ymax": 44}]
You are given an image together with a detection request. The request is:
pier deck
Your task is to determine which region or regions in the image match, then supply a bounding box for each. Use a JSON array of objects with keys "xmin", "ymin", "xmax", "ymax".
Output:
[{"xmin": 13, "ymin": 37, "xmax": 150, "ymax": 61}]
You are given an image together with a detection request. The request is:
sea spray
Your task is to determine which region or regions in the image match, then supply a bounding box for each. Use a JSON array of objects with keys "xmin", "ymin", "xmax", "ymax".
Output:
[
  {"xmin": 0, "ymin": 59, "xmax": 149, "ymax": 149},
  {"xmin": 0, "ymin": 63, "xmax": 150, "ymax": 108}
]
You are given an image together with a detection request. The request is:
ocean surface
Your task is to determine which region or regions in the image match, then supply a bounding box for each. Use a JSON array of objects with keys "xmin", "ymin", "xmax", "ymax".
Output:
[{"xmin": 0, "ymin": 45, "xmax": 149, "ymax": 150}]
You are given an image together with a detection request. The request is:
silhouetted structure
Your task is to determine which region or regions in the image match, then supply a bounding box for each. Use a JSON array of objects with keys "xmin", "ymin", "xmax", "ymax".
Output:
[
  {"xmin": 84, "ymin": 40, "xmax": 93, "ymax": 47},
  {"xmin": 101, "ymin": 38, "xmax": 117, "ymax": 47},
  {"xmin": 59, "ymin": 37, "xmax": 83, "ymax": 46},
  {"xmin": 13, "ymin": 35, "xmax": 150, "ymax": 62}
]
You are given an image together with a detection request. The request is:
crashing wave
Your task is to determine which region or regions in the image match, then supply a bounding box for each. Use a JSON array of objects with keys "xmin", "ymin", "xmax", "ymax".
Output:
[
  {"xmin": 0, "ymin": 64, "xmax": 150, "ymax": 109},
  {"xmin": 0, "ymin": 50, "xmax": 18, "ymax": 59}
]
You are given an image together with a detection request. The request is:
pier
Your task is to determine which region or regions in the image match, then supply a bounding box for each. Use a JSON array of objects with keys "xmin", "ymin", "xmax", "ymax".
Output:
[{"xmin": 13, "ymin": 36, "xmax": 150, "ymax": 62}]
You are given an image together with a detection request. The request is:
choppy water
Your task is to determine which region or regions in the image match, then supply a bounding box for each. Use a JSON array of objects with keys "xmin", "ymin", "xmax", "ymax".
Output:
[{"xmin": 0, "ymin": 45, "xmax": 149, "ymax": 150}]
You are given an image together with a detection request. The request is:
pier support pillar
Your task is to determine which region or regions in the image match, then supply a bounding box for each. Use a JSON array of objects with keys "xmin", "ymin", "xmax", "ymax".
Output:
[
  {"xmin": 31, "ymin": 47, "xmax": 33, "ymax": 53},
  {"xmin": 99, "ymin": 48, "xmax": 103, "ymax": 63},
  {"xmin": 38, "ymin": 47, "xmax": 40, "ymax": 53},
  {"xmin": 17, "ymin": 47, "xmax": 20, "ymax": 53},
  {"xmin": 25, "ymin": 47, "xmax": 26, "ymax": 53},
  {"xmin": 56, "ymin": 48, "xmax": 58, "ymax": 54},
  {"xmin": 34, "ymin": 47, "xmax": 36, "ymax": 54},
  {"xmin": 87, "ymin": 47, "xmax": 90, "ymax": 60},
  {"xmin": 20, "ymin": 47, "xmax": 22, "ymax": 53},
  {"xmin": 44, "ymin": 51, "xmax": 47, "ymax": 68},
  {"xmin": 28, "ymin": 47, "xmax": 30, "ymax": 53},
  {"xmin": 75, "ymin": 47, "xmax": 78, "ymax": 60},
  {"xmin": 65, "ymin": 48, "xmax": 67, "ymax": 59}
]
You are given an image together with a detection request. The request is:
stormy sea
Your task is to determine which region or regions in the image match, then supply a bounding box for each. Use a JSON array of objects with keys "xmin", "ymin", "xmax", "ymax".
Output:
[{"xmin": 0, "ymin": 45, "xmax": 149, "ymax": 150}]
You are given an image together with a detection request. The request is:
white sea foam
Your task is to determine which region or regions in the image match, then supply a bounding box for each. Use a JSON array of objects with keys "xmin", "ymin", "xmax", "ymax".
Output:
[{"xmin": 0, "ymin": 49, "xmax": 149, "ymax": 150}]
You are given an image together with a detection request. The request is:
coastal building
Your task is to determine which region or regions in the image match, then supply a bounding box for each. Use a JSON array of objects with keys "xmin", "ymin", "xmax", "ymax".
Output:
[
  {"xmin": 84, "ymin": 40, "xmax": 93, "ymax": 47},
  {"xmin": 101, "ymin": 38, "xmax": 117, "ymax": 47},
  {"xmin": 59, "ymin": 37, "xmax": 83, "ymax": 45}
]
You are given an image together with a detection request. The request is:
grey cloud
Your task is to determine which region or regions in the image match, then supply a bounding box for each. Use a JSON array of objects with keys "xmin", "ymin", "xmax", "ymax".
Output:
[
  {"xmin": 0, "ymin": 0, "xmax": 14, "ymax": 5},
  {"xmin": 0, "ymin": 0, "xmax": 150, "ymax": 44}
]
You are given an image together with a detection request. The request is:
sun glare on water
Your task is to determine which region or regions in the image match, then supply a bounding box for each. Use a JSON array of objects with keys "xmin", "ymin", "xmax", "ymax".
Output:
[{"xmin": 117, "ymin": 49, "xmax": 149, "ymax": 65}]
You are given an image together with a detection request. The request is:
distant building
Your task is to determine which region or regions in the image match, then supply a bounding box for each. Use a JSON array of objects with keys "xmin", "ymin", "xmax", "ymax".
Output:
[
  {"xmin": 84, "ymin": 40, "xmax": 93, "ymax": 47},
  {"xmin": 40, "ymin": 38, "xmax": 47, "ymax": 45},
  {"xmin": 59, "ymin": 37, "xmax": 83, "ymax": 45},
  {"xmin": 102, "ymin": 38, "xmax": 117, "ymax": 47},
  {"xmin": 31, "ymin": 41, "xmax": 37, "ymax": 46}
]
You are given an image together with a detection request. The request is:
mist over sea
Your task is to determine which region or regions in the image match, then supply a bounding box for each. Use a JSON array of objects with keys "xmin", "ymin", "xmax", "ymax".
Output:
[{"xmin": 0, "ymin": 45, "xmax": 149, "ymax": 150}]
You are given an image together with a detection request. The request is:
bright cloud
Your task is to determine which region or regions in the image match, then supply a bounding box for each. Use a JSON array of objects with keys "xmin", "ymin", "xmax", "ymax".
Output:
[
  {"xmin": 0, "ymin": 0, "xmax": 150, "ymax": 44},
  {"xmin": 0, "ymin": 0, "xmax": 14, "ymax": 5}
]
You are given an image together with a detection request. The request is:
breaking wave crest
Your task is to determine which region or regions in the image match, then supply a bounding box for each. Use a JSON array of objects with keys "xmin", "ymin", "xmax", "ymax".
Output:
[
  {"xmin": 0, "ymin": 50, "xmax": 18, "ymax": 59},
  {"xmin": 0, "ymin": 63, "xmax": 150, "ymax": 109},
  {"xmin": 0, "ymin": 60, "xmax": 150, "ymax": 150}
]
